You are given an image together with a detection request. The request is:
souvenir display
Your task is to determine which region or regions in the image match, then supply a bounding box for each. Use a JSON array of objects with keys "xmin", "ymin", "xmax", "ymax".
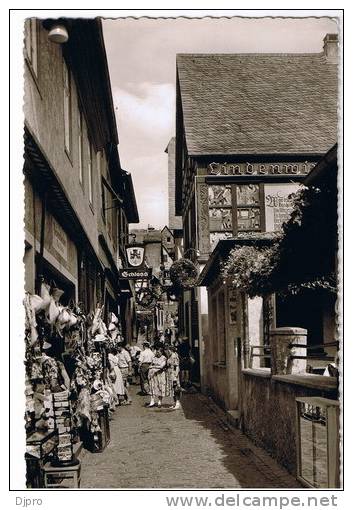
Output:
[
  {"xmin": 52, "ymin": 390, "xmax": 76, "ymax": 465},
  {"xmin": 24, "ymin": 282, "xmax": 122, "ymax": 487},
  {"xmin": 26, "ymin": 430, "xmax": 57, "ymax": 459}
]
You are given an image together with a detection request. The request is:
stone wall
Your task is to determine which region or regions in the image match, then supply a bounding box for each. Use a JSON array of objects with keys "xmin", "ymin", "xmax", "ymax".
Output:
[{"xmin": 241, "ymin": 372, "xmax": 338, "ymax": 475}]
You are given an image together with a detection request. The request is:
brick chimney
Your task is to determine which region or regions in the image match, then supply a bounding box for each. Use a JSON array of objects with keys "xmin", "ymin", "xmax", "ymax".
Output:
[{"xmin": 323, "ymin": 33, "xmax": 338, "ymax": 61}]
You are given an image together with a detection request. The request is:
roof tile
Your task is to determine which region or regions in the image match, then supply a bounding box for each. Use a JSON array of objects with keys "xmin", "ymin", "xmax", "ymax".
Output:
[{"xmin": 176, "ymin": 53, "xmax": 338, "ymax": 155}]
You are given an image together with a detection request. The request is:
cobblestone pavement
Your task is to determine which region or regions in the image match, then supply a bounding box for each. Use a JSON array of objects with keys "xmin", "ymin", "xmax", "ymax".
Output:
[{"xmin": 80, "ymin": 385, "xmax": 301, "ymax": 488}]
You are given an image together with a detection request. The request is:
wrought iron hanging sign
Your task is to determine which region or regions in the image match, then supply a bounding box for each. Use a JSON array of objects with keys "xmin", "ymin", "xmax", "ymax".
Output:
[{"xmin": 135, "ymin": 287, "xmax": 157, "ymax": 309}]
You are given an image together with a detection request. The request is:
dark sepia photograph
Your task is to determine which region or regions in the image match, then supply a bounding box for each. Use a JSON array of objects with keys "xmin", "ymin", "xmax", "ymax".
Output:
[{"xmin": 18, "ymin": 10, "xmax": 341, "ymax": 490}]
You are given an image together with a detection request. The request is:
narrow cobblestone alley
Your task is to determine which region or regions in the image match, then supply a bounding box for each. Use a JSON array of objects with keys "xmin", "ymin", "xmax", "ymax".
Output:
[{"xmin": 80, "ymin": 386, "xmax": 300, "ymax": 488}]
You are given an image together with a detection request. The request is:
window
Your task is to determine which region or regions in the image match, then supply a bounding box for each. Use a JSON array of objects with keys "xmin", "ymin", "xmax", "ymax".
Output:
[
  {"xmin": 208, "ymin": 183, "xmax": 264, "ymax": 251},
  {"xmin": 235, "ymin": 184, "xmax": 261, "ymax": 232},
  {"xmin": 63, "ymin": 61, "xmax": 72, "ymax": 154},
  {"xmin": 78, "ymin": 110, "xmax": 83, "ymax": 184},
  {"xmin": 88, "ymin": 142, "xmax": 93, "ymax": 206},
  {"xmin": 25, "ymin": 18, "xmax": 38, "ymax": 76}
]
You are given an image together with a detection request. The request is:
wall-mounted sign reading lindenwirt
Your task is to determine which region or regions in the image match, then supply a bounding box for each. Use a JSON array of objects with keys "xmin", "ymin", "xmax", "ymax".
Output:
[
  {"xmin": 120, "ymin": 268, "xmax": 152, "ymax": 280},
  {"xmin": 207, "ymin": 161, "xmax": 317, "ymax": 177}
]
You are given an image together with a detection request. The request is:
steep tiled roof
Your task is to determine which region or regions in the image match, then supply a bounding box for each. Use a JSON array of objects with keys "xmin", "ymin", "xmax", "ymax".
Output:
[{"xmin": 176, "ymin": 53, "xmax": 338, "ymax": 156}]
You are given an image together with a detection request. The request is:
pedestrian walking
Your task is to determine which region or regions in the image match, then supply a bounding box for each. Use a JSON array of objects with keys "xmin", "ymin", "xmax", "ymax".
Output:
[
  {"xmin": 164, "ymin": 327, "xmax": 173, "ymax": 344},
  {"xmin": 146, "ymin": 347, "xmax": 168, "ymax": 408},
  {"xmin": 130, "ymin": 343, "xmax": 142, "ymax": 383},
  {"xmin": 138, "ymin": 341, "xmax": 154, "ymax": 395},
  {"xmin": 116, "ymin": 343, "xmax": 133, "ymax": 404},
  {"xmin": 108, "ymin": 349, "xmax": 125, "ymax": 405},
  {"xmin": 177, "ymin": 337, "xmax": 193, "ymax": 388},
  {"xmin": 165, "ymin": 345, "xmax": 181, "ymax": 410}
]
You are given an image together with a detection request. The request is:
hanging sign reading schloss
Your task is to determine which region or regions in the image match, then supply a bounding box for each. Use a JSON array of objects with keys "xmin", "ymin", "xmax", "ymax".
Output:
[{"xmin": 120, "ymin": 268, "xmax": 152, "ymax": 280}]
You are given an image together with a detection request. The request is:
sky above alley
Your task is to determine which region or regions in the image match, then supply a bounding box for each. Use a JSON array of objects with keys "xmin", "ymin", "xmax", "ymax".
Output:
[{"xmin": 102, "ymin": 15, "xmax": 338, "ymax": 229}]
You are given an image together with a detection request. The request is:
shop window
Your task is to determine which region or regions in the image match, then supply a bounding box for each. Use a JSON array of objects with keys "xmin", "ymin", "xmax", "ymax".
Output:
[
  {"xmin": 24, "ymin": 18, "xmax": 38, "ymax": 77},
  {"xmin": 63, "ymin": 61, "xmax": 72, "ymax": 155}
]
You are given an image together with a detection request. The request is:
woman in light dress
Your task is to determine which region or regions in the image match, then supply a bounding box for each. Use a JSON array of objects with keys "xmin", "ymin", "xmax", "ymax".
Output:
[
  {"xmin": 147, "ymin": 347, "xmax": 169, "ymax": 408},
  {"xmin": 165, "ymin": 345, "xmax": 181, "ymax": 410},
  {"xmin": 108, "ymin": 349, "xmax": 125, "ymax": 404}
]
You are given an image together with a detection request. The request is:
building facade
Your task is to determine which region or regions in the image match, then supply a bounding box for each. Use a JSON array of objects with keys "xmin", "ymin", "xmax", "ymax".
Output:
[
  {"xmin": 198, "ymin": 144, "xmax": 339, "ymax": 481},
  {"xmin": 175, "ymin": 34, "xmax": 338, "ymax": 401},
  {"xmin": 24, "ymin": 18, "xmax": 139, "ymax": 337},
  {"xmin": 130, "ymin": 227, "xmax": 178, "ymax": 341}
]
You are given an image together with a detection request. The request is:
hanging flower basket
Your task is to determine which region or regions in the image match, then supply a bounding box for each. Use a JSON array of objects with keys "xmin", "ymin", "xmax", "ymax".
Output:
[
  {"xmin": 136, "ymin": 288, "xmax": 157, "ymax": 309},
  {"xmin": 170, "ymin": 258, "xmax": 198, "ymax": 289}
]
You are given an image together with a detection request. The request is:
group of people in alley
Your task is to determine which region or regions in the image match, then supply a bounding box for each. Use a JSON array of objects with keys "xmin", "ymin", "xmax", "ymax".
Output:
[{"xmin": 108, "ymin": 334, "xmax": 194, "ymax": 410}]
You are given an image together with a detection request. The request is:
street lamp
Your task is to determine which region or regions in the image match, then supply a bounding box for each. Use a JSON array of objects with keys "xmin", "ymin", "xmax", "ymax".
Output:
[{"xmin": 48, "ymin": 24, "xmax": 69, "ymax": 44}]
